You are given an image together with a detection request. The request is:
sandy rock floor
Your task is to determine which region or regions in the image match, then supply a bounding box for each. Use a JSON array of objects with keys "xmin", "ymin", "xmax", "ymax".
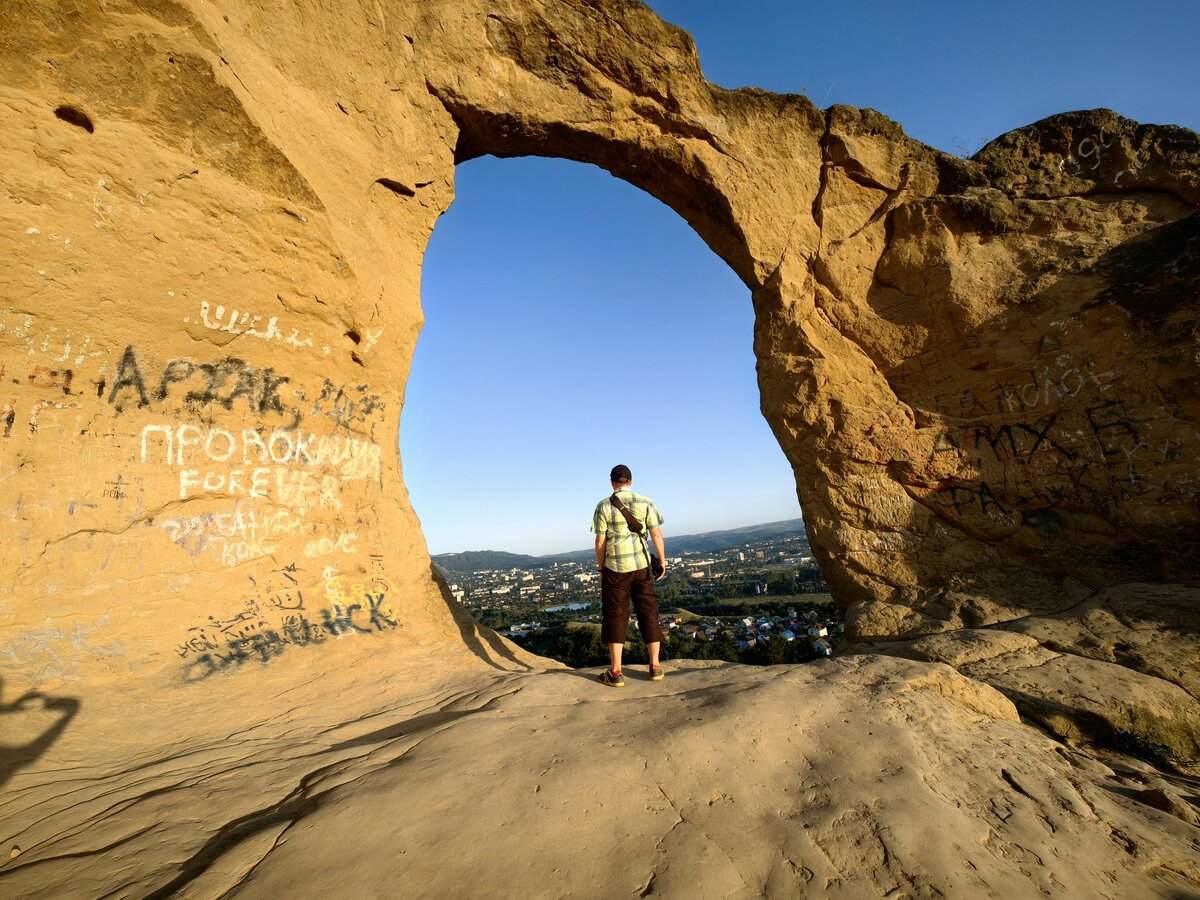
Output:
[{"xmin": 2, "ymin": 656, "xmax": 1199, "ymax": 898}]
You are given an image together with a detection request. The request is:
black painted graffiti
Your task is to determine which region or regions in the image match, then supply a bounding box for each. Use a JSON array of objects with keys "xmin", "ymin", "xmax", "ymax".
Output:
[
  {"xmin": 926, "ymin": 481, "xmax": 1018, "ymax": 524},
  {"xmin": 251, "ymin": 562, "xmax": 307, "ymax": 610},
  {"xmin": 929, "ymin": 479, "xmax": 1071, "ymax": 522},
  {"xmin": 919, "ymin": 396, "xmax": 1172, "ymax": 526},
  {"xmin": 107, "ymin": 345, "xmax": 294, "ymax": 419},
  {"xmin": 181, "ymin": 594, "xmax": 400, "ymax": 682},
  {"xmin": 267, "ymin": 589, "xmax": 305, "ymax": 610},
  {"xmin": 280, "ymin": 613, "xmax": 326, "ymax": 645},
  {"xmin": 28, "ymin": 366, "xmax": 74, "ymax": 395},
  {"xmin": 1085, "ymin": 399, "xmax": 1150, "ymax": 460},
  {"xmin": 320, "ymin": 596, "xmax": 398, "ymax": 635},
  {"xmin": 968, "ymin": 413, "xmax": 1080, "ymax": 464},
  {"xmin": 182, "ymin": 599, "xmax": 272, "ymax": 651},
  {"xmin": 932, "ymin": 391, "xmax": 1159, "ymax": 477},
  {"xmin": 269, "ymin": 562, "xmax": 300, "ymax": 585},
  {"xmin": 923, "ymin": 443, "xmax": 1168, "ymax": 528},
  {"xmin": 306, "ymin": 378, "xmax": 383, "ymax": 433},
  {"xmin": 2, "ymin": 367, "xmax": 83, "ymax": 438},
  {"xmin": 105, "ymin": 346, "xmax": 388, "ymax": 435}
]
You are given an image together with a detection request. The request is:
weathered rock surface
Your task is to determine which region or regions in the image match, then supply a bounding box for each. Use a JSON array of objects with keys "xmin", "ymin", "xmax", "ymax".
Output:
[
  {"xmin": 5, "ymin": 658, "xmax": 1200, "ymax": 899},
  {"xmin": 1, "ymin": 0, "xmax": 1198, "ymax": 895},
  {"xmin": 864, "ymin": 619, "xmax": 1200, "ymax": 770}
]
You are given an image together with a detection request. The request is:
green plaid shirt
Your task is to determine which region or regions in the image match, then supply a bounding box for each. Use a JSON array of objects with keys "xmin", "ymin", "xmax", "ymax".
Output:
[{"xmin": 591, "ymin": 488, "xmax": 664, "ymax": 573}]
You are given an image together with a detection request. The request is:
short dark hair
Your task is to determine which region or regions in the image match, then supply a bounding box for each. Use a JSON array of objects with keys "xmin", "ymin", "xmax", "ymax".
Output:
[{"xmin": 609, "ymin": 464, "xmax": 632, "ymax": 483}]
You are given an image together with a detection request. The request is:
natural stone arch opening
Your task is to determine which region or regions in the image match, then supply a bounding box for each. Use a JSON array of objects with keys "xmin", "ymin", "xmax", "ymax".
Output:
[
  {"xmin": 425, "ymin": 74, "xmax": 902, "ymax": 625},
  {"xmin": 405, "ymin": 151, "xmax": 800, "ymax": 565},
  {"xmin": 431, "ymin": 64, "xmax": 1200, "ymax": 609}
]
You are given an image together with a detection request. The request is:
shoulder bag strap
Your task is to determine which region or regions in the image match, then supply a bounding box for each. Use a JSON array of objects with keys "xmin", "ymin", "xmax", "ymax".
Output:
[
  {"xmin": 611, "ymin": 493, "xmax": 654, "ymax": 570},
  {"xmin": 609, "ymin": 493, "xmax": 644, "ymax": 534}
]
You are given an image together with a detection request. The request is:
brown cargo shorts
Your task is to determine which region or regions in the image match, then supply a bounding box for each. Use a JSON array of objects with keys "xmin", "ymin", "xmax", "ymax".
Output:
[{"xmin": 600, "ymin": 566, "xmax": 665, "ymax": 645}]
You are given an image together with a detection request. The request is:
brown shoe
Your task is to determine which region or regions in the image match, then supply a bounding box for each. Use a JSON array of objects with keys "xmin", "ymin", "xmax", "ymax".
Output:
[
  {"xmin": 649, "ymin": 665, "xmax": 665, "ymax": 682},
  {"xmin": 598, "ymin": 669, "xmax": 625, "ymax": 688}
]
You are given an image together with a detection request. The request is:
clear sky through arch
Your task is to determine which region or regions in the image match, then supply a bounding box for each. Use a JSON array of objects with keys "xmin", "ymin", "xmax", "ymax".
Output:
[
  {"xmin": 400, "ymin": 0, "xmax": 1199, "ymax": 558},
  {"xmin": 403, "ymin": 157, "xmax": 795, "ymax": 556}
]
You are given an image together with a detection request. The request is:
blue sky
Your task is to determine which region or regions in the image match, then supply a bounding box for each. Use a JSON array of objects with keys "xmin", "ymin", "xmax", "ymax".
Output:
[{"xmin": 401, "ymin": 0, "xmax": 1200, "ymax": 556}]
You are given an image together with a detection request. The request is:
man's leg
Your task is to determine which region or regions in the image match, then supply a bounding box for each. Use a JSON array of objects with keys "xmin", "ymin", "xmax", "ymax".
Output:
[
  {"xmin": 631, "ymin": 568, "xmax": 665, "ymax": 674},
  {"xmin": 646, "ymin": 640, "xmax": 661, "ymax": 670},
  {"xmin": 600, "ymin": 568, "xmax": 632, "ymax": 676},
  {"xmin": 608, "ymin": 642, "xmax": 623, "ymax": 675}
]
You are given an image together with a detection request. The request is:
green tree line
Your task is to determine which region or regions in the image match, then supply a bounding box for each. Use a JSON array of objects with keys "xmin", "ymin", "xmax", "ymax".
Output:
[{"xmin": 517, "ymin": 624, "xmax": 824, "ymax": 669}]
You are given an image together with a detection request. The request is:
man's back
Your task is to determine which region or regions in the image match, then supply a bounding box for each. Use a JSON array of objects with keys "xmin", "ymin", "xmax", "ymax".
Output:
[{"xmin": 593, "ymin": 487, "xmax": 663, "ymax": 573}]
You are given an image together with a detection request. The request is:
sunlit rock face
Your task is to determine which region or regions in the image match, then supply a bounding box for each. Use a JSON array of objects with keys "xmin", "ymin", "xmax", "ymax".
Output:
[{"xmin": 1, "ymin": 0, "xmax": 1197, "ymax": 796}]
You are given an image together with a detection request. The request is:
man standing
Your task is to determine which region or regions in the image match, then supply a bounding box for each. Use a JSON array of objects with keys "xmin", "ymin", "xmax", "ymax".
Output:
[{"xmin": 591, "ymin": 464, "xmax": 668, "ymax": 687}]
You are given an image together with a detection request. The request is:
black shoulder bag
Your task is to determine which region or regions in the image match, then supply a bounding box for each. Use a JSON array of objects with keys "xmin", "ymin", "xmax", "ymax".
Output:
[{"xmin": 610, "ymin": 493, "xmax": 665, "ymax": 579}]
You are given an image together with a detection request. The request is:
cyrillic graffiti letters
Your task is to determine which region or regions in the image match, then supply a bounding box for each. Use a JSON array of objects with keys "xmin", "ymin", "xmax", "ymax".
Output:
[{"xmin": 108, "ymin": 345, "xmax": 148, "ymax": 408}]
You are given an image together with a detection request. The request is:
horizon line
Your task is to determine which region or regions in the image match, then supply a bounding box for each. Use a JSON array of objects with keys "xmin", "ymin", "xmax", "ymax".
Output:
[{"xmin": 430, "ymin": 514, "xmax": 806, "ymax": 559}]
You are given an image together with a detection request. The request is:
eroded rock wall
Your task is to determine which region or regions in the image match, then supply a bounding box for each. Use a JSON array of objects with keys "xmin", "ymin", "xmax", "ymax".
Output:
[
  {"xmin": 1, "ymin": 0, "xmax": 1197, "ymax": 770},
  {"xmin": 0, "ymin": 0, "xmax": 494, "ymax": 710}
]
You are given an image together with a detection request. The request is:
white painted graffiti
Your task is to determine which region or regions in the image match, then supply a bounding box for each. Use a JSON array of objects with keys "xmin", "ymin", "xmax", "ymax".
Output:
[
  {"xmin": 1063, "ymin": 128, "xmax": 1143, "ymax": 184},
  {"xmin": 159, "ymin": 502, "xmax": 307, "ymax": 565},
  {"xmin": 188, "ymin": 301, "xmax": 315, "ymax": 350},
  {"xmin": 999, "ymin": 361, "xmax": 1117, "ymax": 412},
  {"xmin": 175, "ymin": 466, "xmax": 344, "ymax": 509},
  {"xmin": 0, "ymin": 308, "xmax": 109, "ymax": 373},
  {"xmin": 305, "ymin": 532, "xmax": 357, "ymax": 558},
  {"xmin": 140, "ymin": 423, "xmax": 382, "ymax": 480},
  {"xmin": 1075, "ymin": 130, "xmax": 1112, "ymax": 172}
]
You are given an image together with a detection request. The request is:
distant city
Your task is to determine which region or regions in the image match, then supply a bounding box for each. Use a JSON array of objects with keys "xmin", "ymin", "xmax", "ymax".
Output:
[{"xmin": 434, "ymin": 520, "xmax": 842, "ymax": 665}]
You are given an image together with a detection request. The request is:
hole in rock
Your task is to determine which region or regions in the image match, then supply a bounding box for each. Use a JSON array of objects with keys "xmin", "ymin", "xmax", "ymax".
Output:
[
  {"xmin": 53, "ymin": 105, "xmax": 94, "ymax": 133},
  {"xmin": 404, "ymin": 156, "xmax": 836, "ymax": 669},
  {"xmin": 375, "ymin": 177, "xmax": 415, "ymax": 197}
]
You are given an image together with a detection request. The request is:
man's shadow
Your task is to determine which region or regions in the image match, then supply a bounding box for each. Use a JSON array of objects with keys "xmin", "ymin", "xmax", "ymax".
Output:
[{"xmin": 0, "ymin": 677, "xmax": 81, "ymax": 789}]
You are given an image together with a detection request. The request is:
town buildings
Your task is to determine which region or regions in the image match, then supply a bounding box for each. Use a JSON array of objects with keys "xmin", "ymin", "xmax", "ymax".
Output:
[{"xmin": 442, "ymin": 530, "xmax": 840, "ymax": 658}]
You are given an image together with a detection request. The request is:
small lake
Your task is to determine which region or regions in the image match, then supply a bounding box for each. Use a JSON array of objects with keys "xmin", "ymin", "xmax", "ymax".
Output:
[{"xmin": 544, "ymin": 602, "xmax": 591, "ymax": 612}]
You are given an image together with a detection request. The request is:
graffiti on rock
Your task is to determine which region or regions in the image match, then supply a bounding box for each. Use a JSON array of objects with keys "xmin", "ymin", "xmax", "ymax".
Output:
[
  {"xmin": 180, "ymin": 567, "xmax": 400, "ymax": 682},
  {"xmin": 863, "ymin": 344, "xmax": 1197, "ymax": 540},
  {"xmin": 305, "ymin": 378, "xmax": 384, "ymax": 433},
  {"xmin": 139, "ymin": 421, "xmax": 382, "ymax": 514},
  {"xmin": 105, "ymin": 346, "xmax": 388, "ymax": 439},
  {"xmin": 108, "ymin": 346, "xmax": 293, "ymax": 418},
  {"xmin": 188, "ymin": 300, "xmax": 316, "ymax": 350}
]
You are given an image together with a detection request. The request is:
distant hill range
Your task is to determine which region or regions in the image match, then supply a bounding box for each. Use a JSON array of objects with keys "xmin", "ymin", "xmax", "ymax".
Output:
[{"xmin": 432, "ymin": 518, "xmax": 806, "ymax": 573}]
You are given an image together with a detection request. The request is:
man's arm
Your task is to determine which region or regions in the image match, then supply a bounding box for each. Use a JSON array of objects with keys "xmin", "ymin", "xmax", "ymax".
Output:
[
  {"xmin": 649, "ymin": 526, "xmax": 667, "ymax": 579},
  {"xmin": 595, "ymin": 534, "xmax": 606, "ymax": 572}
]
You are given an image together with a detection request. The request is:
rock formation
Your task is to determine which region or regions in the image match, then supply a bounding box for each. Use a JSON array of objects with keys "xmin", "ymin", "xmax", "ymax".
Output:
[
  {"xmin": 1, "ymin": 0, "xmax": 1197, "ymax": 896},
  {"xmin": 7, "ymin": 658, "xmax": 1200, "ymax": 898}
]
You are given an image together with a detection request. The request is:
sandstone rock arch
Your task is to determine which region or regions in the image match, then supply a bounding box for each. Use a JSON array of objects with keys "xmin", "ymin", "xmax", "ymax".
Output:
[
  {"xmin": 0, "ymin": 0, "xmax": 1195, "ymax": 753},
  {"xmin": 2, "ymin": 0, "xmax": 1190, "ymax": 753},
  {"xmin": 4, "ymin": 1, "xmax": 1200, "ymax": 895}
]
